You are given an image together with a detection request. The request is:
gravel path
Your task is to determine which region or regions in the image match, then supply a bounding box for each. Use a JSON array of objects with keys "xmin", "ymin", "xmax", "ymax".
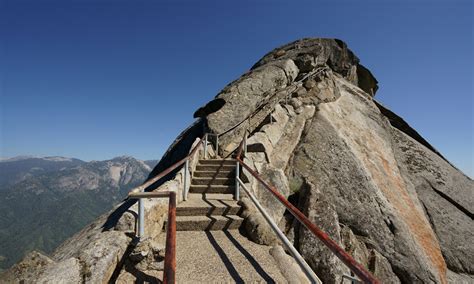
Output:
[{"xmin": 176, "ymin": 230, "xmax": 286, "ymax": 283}]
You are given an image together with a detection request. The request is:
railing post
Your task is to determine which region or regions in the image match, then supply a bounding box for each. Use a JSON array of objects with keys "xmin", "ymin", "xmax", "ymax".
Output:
[
  {"xmin": 183, "ymin": 159, "xmax": 189, "ymax": 201},
  {"xmin": 235, "ymin": 161, "xmax": 240, "ymax": 200},
  {"xmin": 204, "ymin": 134, "xmax": 208, "ymax": 159},
  {"xmin": 244, "ymin": 135, "xmax": 247, "ymax": 156},
  {"xmin": 163, "ymin": 192, "xmax": 176, "ymax": 284},
  {"xmin": 138, "ymin": 198, "xmax": 145, "ymax": 238},
  {"xmin": 215, "ymin": 135, "xmax": 219, "ymax": 157}
]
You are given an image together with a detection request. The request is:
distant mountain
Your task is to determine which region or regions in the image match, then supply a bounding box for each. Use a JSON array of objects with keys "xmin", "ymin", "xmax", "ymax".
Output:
[
  {"xmin": 144, "ymin": 160, "xmax": 158, "ymax": 170},
  {"xmin": 0, "ymin": 156, "xmax": 153, "ymax": 270},
  {"xmin": 0, "ymin": 156, "xmax": 85, "ymax": 188}
]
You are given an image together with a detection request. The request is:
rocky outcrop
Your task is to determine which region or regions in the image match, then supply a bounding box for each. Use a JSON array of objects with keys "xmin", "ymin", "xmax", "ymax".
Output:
[
  {"xmin": 193, "ymin": 38, "xmax": 472, "ymax": 283},
  {"xmin": 2, "ymin": 38, "xmax": 471, "ymax": 283},
  {"xmin": 195, "ymin": 39, "xmax": 378, "ymax": 156}
]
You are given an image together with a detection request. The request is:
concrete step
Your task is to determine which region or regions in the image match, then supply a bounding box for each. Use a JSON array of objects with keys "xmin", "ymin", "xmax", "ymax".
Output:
[
  {"xmin": 189, "ymin": 185, "xmax": 235, "ymax": 194},
  {"xmin": 198, "ymin": 159, "xmax": 236, "ymax": 165},
  {"xmin": 176, "ymin": 215, "xmax": 243, "ymax": 231},
  {"xmin": 177, "ymin": 193, "xmax": 241, "ymax": 216},
  {"xmin": 193, "ymin": 170, "xmax": 234, "ymax": 178},
  {"xmin": 195, "ymin": 164, "xmax": 235, "ymax": 172},
  {"xmin": 192, "ymin": 177, "xmax": 235, "ymax": 186}
]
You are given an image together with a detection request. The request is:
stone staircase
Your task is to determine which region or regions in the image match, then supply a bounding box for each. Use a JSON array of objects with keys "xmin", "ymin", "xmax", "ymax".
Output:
[
  {"xmin": 176, "ymin": 159, "xmax": 243, "ymax": 231},
  {"xmin": 175, "ymin": 159, "xmax": 287, "ymax": 282}
]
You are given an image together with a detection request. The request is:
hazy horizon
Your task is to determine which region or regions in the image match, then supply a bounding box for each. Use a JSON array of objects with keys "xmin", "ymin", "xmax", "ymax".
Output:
[{"xmin": 0, "ymin": 154, "xmax": 160, "ymax": 162}]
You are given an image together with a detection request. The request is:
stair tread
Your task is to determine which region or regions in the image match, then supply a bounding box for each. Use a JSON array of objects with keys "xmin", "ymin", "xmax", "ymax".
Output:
[
  {"xmin": 198, "ymin": 159, "xmax": 235, "ymax": 162},
  {"xmin": 176, "ymin": 214, "xmax": 243, "ymax": 231},
  {"xmin": 192, "ymin": 177, "xmax": 234, "ymax": 180},
  {"xmin": 191, "ymin": 177, "xmax": 235, "ymax": 186},
  {"xmin": 196, "ymin": 164, "xmax": 235, "ymax": 167},
  {"xmin": 194, "ymin": 170, "xmax": 234, "ymax": 173},
  {"xmin": 176, "ymin": 215, "xmax": 243, "ymax": 222},
  {"xmin": 190, "ymin": 184, "xmax": 235, "ymax": 188},
  {"xmin": 189, "ymin": 184, "xmax": 235, "ymax": 194},
  {"xmin": 179, "ymin": 194, "xmax": 238, "ymax": 208},
  {"xmin": 193, "ymin": 170, "xmax": 234, "ymax": 175}
]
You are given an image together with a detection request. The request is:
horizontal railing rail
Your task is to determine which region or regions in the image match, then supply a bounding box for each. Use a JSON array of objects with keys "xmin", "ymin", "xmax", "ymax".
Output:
[
  {"xmin": 126, "ymin": 133, "xmax": 211, "ymax": 284},
  {"xmin": 130, "ymin": 135, "xmax": 206, "ymax": 194},
  {"xmin": 235, "ymin": 135, "xmax": 380, "ymax": 284}
]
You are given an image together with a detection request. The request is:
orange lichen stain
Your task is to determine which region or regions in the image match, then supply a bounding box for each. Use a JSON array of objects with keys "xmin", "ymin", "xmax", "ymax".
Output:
[
  {"xmin": 363, "ymin": 137, "xmax": 447, "ymax": 284},
  {"xmin": 322, "ymin": 96, "xmax": 447, "ymax": 283}
]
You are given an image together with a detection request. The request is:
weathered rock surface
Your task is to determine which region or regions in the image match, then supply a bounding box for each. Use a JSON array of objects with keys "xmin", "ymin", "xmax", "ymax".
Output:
[
  {"xmin": 2, "ymin": 38, "xmax": 472, "ymax": 283},
  {"xmin": 192, "ymin": 38, "xmax": 472, "ymax": 283}
]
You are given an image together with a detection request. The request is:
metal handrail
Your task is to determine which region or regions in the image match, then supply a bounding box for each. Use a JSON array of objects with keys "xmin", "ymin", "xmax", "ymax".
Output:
[
  {"xmin": 126, "ymin": 133, "xmax": 210, "ymax": 284},
  {"xmin": 130, "ymin": 135, "xmax": 206, "ymax": 194},
  {"xmin": 237, "ymin": 178, "xmax": 322, "ymax": 283},
  {"xmin": 204, "ymin": 133, "xmax": 219, "ymax": 158},
  {"xmin": 129, "ymin": 191, "xmax": 176, "ymax": 284},
  {"xmin": 235, "ymin": 137, "xmax": 380, "ymax": 284}
]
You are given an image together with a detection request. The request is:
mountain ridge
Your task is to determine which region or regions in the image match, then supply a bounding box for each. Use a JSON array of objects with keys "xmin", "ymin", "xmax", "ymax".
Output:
[
  {"xmin": 1, "ymin": 37, "xmax": 472, "ymax": 283},
  {"xmin": 0, "ymin": 155, "xmax": 157, "ymax": 270}
]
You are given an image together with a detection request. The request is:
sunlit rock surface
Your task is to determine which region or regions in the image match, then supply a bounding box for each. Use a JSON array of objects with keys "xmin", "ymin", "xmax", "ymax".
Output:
[{"xmin": 2, "ymin": 38, "xmax": 472, "ymax": 283}]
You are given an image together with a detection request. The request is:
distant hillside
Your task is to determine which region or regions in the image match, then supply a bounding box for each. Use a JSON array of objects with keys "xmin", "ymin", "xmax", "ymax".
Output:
[
  {"xmin": 0, "ymin": 156, "xmax": 85, "ymax": 188},
  {"xmin": 0, "ymin": 156, "xmax": 153, "ymax": 270},
  {"xmin": 144, "ymin": 159, "xmax": 158, "ymax": 170}
]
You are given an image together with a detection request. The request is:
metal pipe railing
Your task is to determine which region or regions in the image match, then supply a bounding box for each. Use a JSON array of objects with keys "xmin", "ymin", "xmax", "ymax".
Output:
[
  {"xmin": 164, "ymin": 192, "xmax": 176, "ymax": 284},
  {"xmin": 235, "ymin": 160, "xmax": 240, "ymax": 200},
  {"xmin": 204, "ymin": 133, "xmax": 219, "ymax": 158},
  {"xmin": 128, "ymin": 191, "xmax": 176, "ymax": 284},
  {"xmin": 235, "ymin": 136, "xmax": 380, "ymax": 284},
  {"xmin": 126, "ymin": 133, "xmax": 210, "ymax": 284},
  {"xmin": 237, "ymin": 178, "xmax": 322, "ymax": 283},
  {"xmin": 130, "ymin": 135, "xmax": 205, "ymax": 194},
  {"xmin": 138, "ymin": 198, "xmax": 144, "ymax": 237},
  {"xmin": 183, "ymin": 159, "xmax": 189, "ymax": 201}
]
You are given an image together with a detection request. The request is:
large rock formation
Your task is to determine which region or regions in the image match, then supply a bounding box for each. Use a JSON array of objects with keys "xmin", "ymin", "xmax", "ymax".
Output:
[
  {"xmin": 2, "ymin": 38, "xmax": 472, "ymax": 283},
  {"xmin": 193, "ymin": 38, "xmax": 472, "ymax": 283}
]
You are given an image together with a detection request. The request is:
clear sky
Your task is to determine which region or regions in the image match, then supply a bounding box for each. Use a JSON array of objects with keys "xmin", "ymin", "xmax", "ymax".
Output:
[{"xmin": 0, "ymin": 0, "xmax": 472, "ymax": 176}]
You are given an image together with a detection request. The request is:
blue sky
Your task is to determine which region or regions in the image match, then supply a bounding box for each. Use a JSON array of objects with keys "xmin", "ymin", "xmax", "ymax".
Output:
[{"xmin": 0, "ymin": 0, "xmax": 472, "ymax": 176}]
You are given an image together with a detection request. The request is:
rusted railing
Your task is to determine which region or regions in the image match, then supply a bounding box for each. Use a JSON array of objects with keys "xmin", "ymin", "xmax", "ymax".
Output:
[
  {"xmin": 235, "ymin": 135, "xmax": 380, "ymax": 284},
  {"xmin": 128, "ymin": 191, "xmax": 176, "ymax": 284},
  {"xmin": 127, "ymin": 133, "xmax": 211, "ymax": 284},
  {"xmin": 130, "ymin": 135, "xmax": 207, "ymax": 194}
]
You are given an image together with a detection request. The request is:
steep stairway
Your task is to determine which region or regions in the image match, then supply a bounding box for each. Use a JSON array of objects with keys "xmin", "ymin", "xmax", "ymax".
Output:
[
  {"xmin": 175, "ymin": 159, "xmax": 286, "ymax": 281},
  {"xmin": 176, "ymin": 158, "xmax": 244, "ymax": 231}
]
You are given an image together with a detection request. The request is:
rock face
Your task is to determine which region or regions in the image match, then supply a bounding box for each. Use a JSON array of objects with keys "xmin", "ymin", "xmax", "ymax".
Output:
[
  {"xmin": 2, "ymin": 38, "xmax": 472, "ymax": 283},
  {"xmin": 191, "ymin": 38, "xmax": 472, "ymax": 283}
]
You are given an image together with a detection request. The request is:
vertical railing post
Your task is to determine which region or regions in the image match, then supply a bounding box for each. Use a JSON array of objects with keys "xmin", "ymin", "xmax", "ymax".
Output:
[
  {"xmin": 215, "ymin": 135, "xmax": 219, "ymax": 157},
  {"xmin": 138, "ymin": 198, "xmax": 144, "ymax": 238},
  {"xmin": 163, "ymin": 192, "xmax": 176, "ymax": 284},
  {"xmin": 235, "ymin": 161, "xmax": 240, "ymax": 200},
  {"xmin": 204, "ymin": 134, "xmax": 208, "ymax": 159},
  {"xmin": 244, "ymin": 135, "xmax": 247, "ymax": 156},
  {"xmin": 183, "ymin": 159, "xmax": 189, "ymax": 201}
]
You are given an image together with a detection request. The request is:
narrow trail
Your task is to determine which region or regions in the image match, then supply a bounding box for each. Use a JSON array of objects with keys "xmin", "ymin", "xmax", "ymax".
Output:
[{"xmin": 175, "ymin": 158, "xmax": 286, "ymax": 283}]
